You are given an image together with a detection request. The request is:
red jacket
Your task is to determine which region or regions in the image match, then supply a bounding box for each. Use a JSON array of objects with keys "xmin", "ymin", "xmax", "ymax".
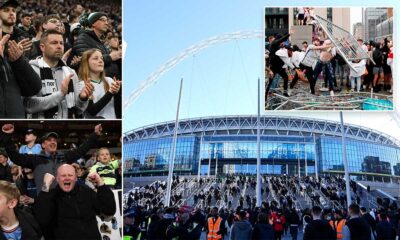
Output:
[{"xmin": 273, "ymin": 215, "xmax": 285, "ymax": 231}]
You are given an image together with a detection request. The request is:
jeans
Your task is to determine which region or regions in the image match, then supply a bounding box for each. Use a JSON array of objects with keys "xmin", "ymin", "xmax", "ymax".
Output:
[
  {"xmin": 313, "ymin": 60, "xmax": 335, "ymax": 90},
  {"xmin": 350, "ymin": 76, "xmax": 361, "ymax": 92}
]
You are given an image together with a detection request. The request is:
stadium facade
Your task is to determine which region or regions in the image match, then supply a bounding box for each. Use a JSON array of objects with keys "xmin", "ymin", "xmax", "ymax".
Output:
[{"xmin": 124, "ymin": 116, "xmax": 400, "ymax": 182}]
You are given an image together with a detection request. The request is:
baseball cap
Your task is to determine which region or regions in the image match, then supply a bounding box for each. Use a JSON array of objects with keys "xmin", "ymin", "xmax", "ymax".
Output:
[
  {"xmin": 0, "ymin": 0, "xmax": 19, "ymax": 9},
  {"xmin": 41, "ymin": 132, "xmax": 58, "ymax": 142},
  {"xmin": 25, "ymin": 129, "xmax": 37, "ymax": 136}
]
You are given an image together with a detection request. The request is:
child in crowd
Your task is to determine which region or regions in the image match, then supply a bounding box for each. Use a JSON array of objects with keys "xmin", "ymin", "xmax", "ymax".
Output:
[
  {"xmin": 77, "ymin": 48, "xmax": 121, "ymax": 119},
  {"xmin": 0, "ymin": 181, "xmax": 41, "ymax": 239},
  {"xmin": 349, "ymin": 59, "xmax": 367, "ymax": 92},
  {"xmin": 89, "ymin": 147, "xmax": 120, "ymax": 188}
]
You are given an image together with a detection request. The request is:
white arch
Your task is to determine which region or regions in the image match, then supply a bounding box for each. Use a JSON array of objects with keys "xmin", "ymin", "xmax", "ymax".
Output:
[
  {"xmin": 124, "ymin": 30, "xmax": 264, "ymax": 110},
  {"xmin": 124, "ymin": 29, "xmax": 400, "ymax": 127}
]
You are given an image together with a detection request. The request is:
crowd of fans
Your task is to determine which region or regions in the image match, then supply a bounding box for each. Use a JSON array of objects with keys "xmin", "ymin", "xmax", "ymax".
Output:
[
  {"xmin": 124, "ymin": 174, "xmax": 400, "ymax": 240},
  {"xmin": 0, "ymin": 0, "xmax": 122, "ymax": 119},
  {"xmin": 265, "ymin": 8, "xmax": 393, "ymax": 100},
  {"xmin": 0, "ymin": 122, "xmax": 122, "ymax": 239}
]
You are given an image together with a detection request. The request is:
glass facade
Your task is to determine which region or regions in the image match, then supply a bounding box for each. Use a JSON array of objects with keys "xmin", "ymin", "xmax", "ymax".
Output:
[
  {"xmin": 363, "ymin": 8, "xmax": 390, "ymax": 41},
  {"xmin": 124, "ymin": 128, "xmax": 400, "ymax": 179},
  {"xmin": 318, "ymin": 137, "xmax": 400, "ymax": 176},
  {"xmin": 124, "ymin": 135, "xmax": 198, "ymax": 175}
]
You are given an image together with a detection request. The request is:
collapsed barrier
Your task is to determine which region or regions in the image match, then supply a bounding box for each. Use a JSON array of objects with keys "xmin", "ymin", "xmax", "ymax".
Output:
[{"xmin": 313, "ymin": 14, "xmax": 375, "ymax": 71}]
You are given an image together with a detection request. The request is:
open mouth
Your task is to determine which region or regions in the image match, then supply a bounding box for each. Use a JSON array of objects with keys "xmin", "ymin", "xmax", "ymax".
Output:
[{"xmin": 64, "ymin": 182, "xmax": 71, "ymax": 186}]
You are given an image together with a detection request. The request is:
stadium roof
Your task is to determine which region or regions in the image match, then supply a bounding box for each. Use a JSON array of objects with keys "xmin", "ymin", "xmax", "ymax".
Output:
[{"xmin": 124, "ymin": 115, "xmax": 400, "ymax": 148}]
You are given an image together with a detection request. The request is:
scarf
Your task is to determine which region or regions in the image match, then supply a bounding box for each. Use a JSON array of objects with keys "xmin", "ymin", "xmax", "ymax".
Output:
[{"xmin": 37, "ymin": 58, "xmax": 75, "ymax": 118}]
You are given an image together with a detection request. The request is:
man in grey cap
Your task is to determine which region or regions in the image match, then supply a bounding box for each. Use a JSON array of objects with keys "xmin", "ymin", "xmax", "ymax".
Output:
[{"xmin": 0, "ymin": 123, "xmax": 103, "ymax": 193}]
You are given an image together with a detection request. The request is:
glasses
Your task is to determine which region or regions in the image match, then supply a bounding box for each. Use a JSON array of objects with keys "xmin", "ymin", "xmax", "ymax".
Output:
[{"xmin": 98, "ymin": 17, "xmax": 108, "ymax": 23}]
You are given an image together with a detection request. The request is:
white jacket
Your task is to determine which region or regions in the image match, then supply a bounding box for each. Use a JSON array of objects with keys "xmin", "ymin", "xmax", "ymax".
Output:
[
  {"xmin": 349, "ymin": 60, "xmax": 366, "ymax": 78},
  {"xmin": 276, "ymin": 48, "xmax": 295, "ymax": 69}
]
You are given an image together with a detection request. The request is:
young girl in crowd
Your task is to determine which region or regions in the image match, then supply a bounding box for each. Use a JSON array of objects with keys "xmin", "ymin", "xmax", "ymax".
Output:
[
  {"xmin": 90, "ymin": 147, "xmax": 120, "ymax": 188},
  {"xmin": 77, "ymin": 49, "xmax": 121, "ymax": 119}
]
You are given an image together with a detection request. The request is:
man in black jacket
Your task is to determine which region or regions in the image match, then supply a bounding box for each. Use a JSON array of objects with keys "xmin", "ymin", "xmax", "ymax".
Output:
[
  {"xmin": 0, "ymin": 27, "xmax": 42, "ymax": 118},
  {"xmin": 34, "ymin": 164, "xmax": 116, "ymax": 240},
  {"xmin": 303, "ymin": 206, "xmax": 336, "ymax": 240},
  {"xmin": 0, "ymin": 0, "xmax": 31, "ymax": 53},
  {"xmin": 342, "ymin": 204, "xmax": 371, "ymax": 240},
  {"xmin": 360, "ymin": 207, "xmax": 376, "ymax": 237},
  {"xmin": 376, "ymin": 212, "xmax": 396, "ymax": 240},
  {"xmin": 70, "ymin": 12, "xmax": 121, "ymax": 79},
  {"xmin": 267, "ymin": 29, "xmax": 294, "ymax": 97}
]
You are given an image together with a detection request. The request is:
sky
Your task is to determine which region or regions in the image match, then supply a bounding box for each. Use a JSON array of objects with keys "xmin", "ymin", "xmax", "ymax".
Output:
[{"xmin": 124, "ymin": 1, "xmax": 399, "ymax": 140}]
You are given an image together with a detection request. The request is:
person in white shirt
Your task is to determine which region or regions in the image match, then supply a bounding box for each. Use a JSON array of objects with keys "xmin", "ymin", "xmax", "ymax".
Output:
[
  {"xmin": 348, "ymin": 59, "xmax": 366, "ymax": 92},
  {"xmin": 297, "ymin": 7, "xmax": 305, "ymax": 25}
]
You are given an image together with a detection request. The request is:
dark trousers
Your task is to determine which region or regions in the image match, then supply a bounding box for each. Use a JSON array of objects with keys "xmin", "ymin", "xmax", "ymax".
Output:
[
  {"xmin": 290, "ymin": 64, "xmax": 316, "ymax": 94},
  {"xmin": 313, "ymin": 60, "xmax": 335, "ymax": 91},
  {"xmin": 290, "ymin": 225, "xmax": 298, "ymax": 240},
  {"xmin": 272, "ymin": 67, "xmax": 289, "ymax": 91}
]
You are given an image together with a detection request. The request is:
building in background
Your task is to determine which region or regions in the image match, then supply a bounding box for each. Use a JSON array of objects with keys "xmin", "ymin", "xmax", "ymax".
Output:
[
  {"xmin": 353, "ymin": 22, "xmax": 364, "ymax": 40},
  {"xmin": 124, "ymin": 115, "xmax": 400, "ymax": 183},
  {"xmin": 265, "ymin": 7, "xmax": 351, "ymax": 48},
  {"xmin": 265, "ymin": 8, "xmax": 289, "ymax": 38},
  {"xmin": 363, "ymin": 7, "xmax": 393, "ymax": 42}
]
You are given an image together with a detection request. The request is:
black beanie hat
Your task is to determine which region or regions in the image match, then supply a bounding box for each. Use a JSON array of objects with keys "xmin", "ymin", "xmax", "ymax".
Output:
[{"xmin": 87, "ymin": 12, "xmax": 106, "ymax": 27}]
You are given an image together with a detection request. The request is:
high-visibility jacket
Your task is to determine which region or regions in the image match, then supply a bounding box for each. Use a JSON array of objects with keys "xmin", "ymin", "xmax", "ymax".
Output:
[
  {"xmin": 207, "ymin": 217, "xmax": 223, "ymax": 240},
  {"xmin": 329, "ymin": 219, "xmax": 347, "ymax": 240}
]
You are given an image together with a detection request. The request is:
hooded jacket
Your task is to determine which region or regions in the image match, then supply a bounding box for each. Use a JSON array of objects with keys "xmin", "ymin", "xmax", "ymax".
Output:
[
  {"xmin": 230, "ymin": 220, "xmax": 252, "ymax": 240},
  {"xmin": 0, "ymin": 55, "xmax": 41, "ymax": 118},
  {"xmin": 25, "ymin": 57, "xmax": 87, "ymax": 119}
]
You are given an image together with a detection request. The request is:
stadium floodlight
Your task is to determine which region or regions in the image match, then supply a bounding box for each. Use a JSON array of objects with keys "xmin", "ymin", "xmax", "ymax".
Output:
[{"xmin": 314, "ymin": 15, "xmax": 375, "ymax": 72}]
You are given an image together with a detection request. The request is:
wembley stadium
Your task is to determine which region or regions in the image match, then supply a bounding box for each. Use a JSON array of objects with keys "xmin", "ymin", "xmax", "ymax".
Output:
[{"xmin": 123, "ymin": 115, "xmax": 400, "ymax": 182}]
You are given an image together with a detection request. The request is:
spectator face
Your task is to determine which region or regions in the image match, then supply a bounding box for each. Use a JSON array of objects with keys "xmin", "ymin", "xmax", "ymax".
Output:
[
  {"xmin": 98, "ymin": 148, "xmax": 111, "ymax": 164},
  {"xmin": 57, "ymin": 165, "xmax": 77, "ymax": 192},
  {"xmin": 109, "ymin": 37, "xmax": 119, "ymax": 49},
  {"xmin": 25, "ymin": 133, "xmax": 36, "ymax": 143},
  {"xmin": 40, "ymin": 33, "xmax": 64, "ymax": 62},
  {"xmin": 43, "ymin": 18, "xmax": 61, "ymax": 31},
  {"xmin": 41, "ymin": 136, "xmax": 58, "ymax": 154},
  {"xmin": 21, "ymin": 16, "xmax": 31, "ymax": 27},
  {"xmin": 0, "ymin": 194, "xmax": 14, "ymax": 217},
  {"xmin": 0, "ymin": 155, "xmax": 6, "ymax": 166},
  {"xmin": 0, "ymin": 6, "xmax": 16, "ymax": 27},
  {"xmin": 88, "ymin": 50, "xmax": 104, "ymax": 75},
  {"xmin": 92, "ymin": 16, "xmax": 109, "ymax": 34},
  {"xmin": 74, "ymin": 4, "xmax": 84, "ymax": 15}
]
